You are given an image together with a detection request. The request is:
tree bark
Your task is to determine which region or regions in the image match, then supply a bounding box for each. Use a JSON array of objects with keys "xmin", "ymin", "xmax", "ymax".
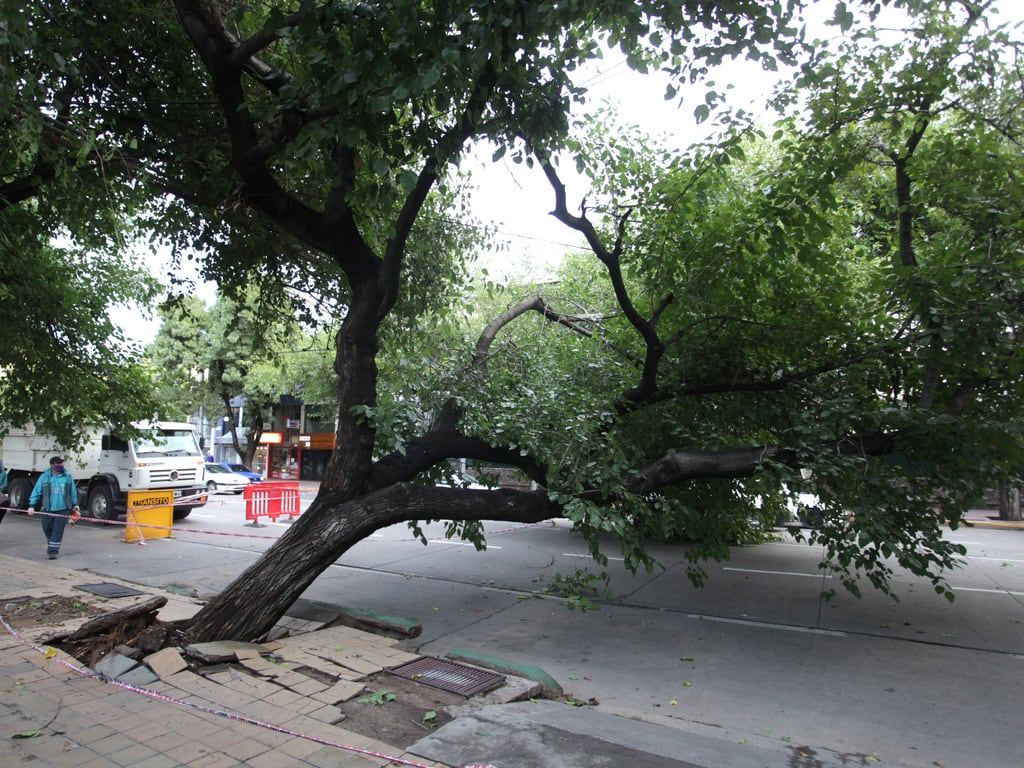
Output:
[
  {"xmin": 997, "ymin": 480, "xmax": 1022, "ymax": 521},
  {"xmin": 184, "ymin": 483, "xmax": 557, "ymax": 642}
]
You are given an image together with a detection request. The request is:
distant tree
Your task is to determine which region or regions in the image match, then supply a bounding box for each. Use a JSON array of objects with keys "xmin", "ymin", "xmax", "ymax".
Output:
[{"xmin": 149, "ymin": 291, "xmax": 328, "ymax": 465}]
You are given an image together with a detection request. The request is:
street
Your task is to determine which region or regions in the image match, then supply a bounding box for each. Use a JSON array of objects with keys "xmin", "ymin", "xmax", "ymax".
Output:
[{"xmin": 1, "ymin": 491, "xmax": 1022, "ymax": 767}]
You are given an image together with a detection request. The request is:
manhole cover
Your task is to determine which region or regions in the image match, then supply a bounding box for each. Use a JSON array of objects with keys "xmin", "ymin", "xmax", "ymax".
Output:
[
  {"xmin": 387, "ymin": 656, "xmax": 505, "ymax": 696},
  {"xmin": 74, "ymin": 583, "xmax": 146, "ymax": 598}
]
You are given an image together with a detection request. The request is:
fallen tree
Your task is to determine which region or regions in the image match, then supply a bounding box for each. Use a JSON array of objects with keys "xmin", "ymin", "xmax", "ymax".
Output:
[{"xmin": 6, "ymin": 1, "xmax": 1024, "ymax": 647}]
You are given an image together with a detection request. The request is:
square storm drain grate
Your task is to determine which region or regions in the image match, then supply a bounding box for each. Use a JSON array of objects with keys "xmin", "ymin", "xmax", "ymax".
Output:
[
  {"xmin": 387, "ymin": 656, "xmax": 505, "ymax": 697},
  {"xmin": 74, "ymin": 583, "xmax": 146, "ymax": 598}
]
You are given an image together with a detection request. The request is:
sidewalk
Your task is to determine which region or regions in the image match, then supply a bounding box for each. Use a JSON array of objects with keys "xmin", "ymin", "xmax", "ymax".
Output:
[
  {"xmin": 0, "ymin": 554, "xmax": 455, "ymax": 768},
  {"xmin": 962, "ymin": 506, "xmax": 1024, "ymax": 529},
  {"xmin": 0, "ymin": 554, "xmax": 722, "ymax": 768}
]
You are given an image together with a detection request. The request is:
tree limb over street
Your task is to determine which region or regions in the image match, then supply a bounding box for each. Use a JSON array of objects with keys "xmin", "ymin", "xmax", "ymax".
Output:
[{"xmin": 5, "ymin": 1, "xmax": 1024, "ymax": 644}]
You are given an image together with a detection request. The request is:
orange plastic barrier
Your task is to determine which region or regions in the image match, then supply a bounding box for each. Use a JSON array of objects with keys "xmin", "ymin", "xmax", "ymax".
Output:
[{"xmin": 244, "ymin": 482, "xmax": 301, "ymax": 526}]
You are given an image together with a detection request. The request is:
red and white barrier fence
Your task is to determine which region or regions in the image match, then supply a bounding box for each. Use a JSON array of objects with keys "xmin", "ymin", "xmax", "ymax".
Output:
[{"xmin": 244, "ymin": 481, "xmax": 301, "ymax": 526}]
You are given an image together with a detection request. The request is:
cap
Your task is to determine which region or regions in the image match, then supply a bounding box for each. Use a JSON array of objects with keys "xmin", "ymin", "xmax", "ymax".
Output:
[{"xmin": 49, "ymin": 456, "xmax": 64, "ymax": 466}]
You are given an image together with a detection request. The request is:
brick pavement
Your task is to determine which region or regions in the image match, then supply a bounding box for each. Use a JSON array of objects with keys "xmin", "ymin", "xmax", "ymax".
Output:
[{"xmin": 0, "ymin": 554, "xmax": 453, "ymax": 768}]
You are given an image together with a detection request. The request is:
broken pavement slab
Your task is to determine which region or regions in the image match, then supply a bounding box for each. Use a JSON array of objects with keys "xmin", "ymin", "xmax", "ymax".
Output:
[
  {"xmin": 93, "ymin": 650, "xmax": 140, "ymax": 679},
  {"xmin": 145, "ymin": 647, "xmax": 188, "ymax": 678},
  {"xmin": 183, "ymin": 639, "xmax": 267, "ymax": 664}
]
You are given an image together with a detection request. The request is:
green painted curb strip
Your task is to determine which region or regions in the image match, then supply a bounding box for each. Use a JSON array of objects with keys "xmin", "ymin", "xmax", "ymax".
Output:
[
  {"xmin": 447, "ymin": 648, "xmax": 562, "ymax": 696},
  {"xmin": 339, "ymin": 605, "xmax": 421, "ymax": 630}
]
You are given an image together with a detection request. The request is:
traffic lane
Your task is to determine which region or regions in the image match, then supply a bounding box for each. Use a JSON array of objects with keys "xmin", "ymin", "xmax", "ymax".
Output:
[
  {"xmin": 168, "ymin": 509, "xmax": 1024, "ymax": 653},
  {"xmin": 816, "ymin": 583, "xmax": 1024, "ymax": 654},
  {"xmin": 623, "ymin": 559, "xmax": 830, "ymax": 630},
  {"xmin": 298, "ymin": 560, "xmax": 534, "ymax": 644},
  {"xmin": 954, "ymin": 546, "xmax": 1024, "ymax": 595},
  {"xmin": 419, "ymin": 593, "xmax": 1022, "ymax": 768},
  {"xmin": 340, "ymin": 518, "xmax": 697, "ymax": 596},
  {"xmin": 530, "ymin": 532, "xmax": 1024, "ymax": 654}
]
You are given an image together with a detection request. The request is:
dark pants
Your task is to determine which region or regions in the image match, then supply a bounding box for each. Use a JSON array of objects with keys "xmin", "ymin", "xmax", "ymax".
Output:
[{"xmin": 41, "ymin": 509, "xmax": 71, "ymax": 554}]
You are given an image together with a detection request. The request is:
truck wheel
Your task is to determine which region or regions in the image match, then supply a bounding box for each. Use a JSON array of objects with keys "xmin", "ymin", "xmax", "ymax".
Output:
[
  {"xmin": 8, "ymin": 478, "xmax": 33, "ymax": 510},
  {"xmin": 172, "ymin": 507, "xmax": 192, "ymax": 521},
  {"xmin": 206, "ymin": 480, "xmax": 218, "ymax": 492},
  {"xmin": 87, "ymin": 485, "xmax": 117, "ymax": 520}
]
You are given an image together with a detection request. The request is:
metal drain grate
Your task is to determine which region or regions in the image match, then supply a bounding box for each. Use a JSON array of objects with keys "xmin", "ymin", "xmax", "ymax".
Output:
[
  {"xmin": 387, "ymin": 656, "xmax": 505, "ymax": 696},
  {"xmin": 73, "ymin": 583, "xmax": 145, "ymax": 598}
]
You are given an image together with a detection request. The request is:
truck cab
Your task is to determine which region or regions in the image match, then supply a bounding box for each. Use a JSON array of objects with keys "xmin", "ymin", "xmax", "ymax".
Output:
[
  {"xmin": 2, "ymin": 421, "xmax": 207, "ymax": 521},
  {"xmin": 88, "ymin": 422, "xmax": 208, "ymax": 520}
]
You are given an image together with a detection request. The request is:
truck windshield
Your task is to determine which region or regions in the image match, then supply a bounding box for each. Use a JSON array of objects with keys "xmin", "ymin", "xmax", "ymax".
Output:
[{"xmin": 134, "ymin": 429, "xmax": 202, "ymax": 457}]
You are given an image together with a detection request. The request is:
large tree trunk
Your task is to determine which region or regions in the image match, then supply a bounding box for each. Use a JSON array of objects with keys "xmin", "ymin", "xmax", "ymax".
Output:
[
  {"xmin": 184, "ymin": 484, "xmax": 557, "ymax": 642},
  {"xmin": 997, "ymin": 480, "xmax": 1022, "ymax": 521}
]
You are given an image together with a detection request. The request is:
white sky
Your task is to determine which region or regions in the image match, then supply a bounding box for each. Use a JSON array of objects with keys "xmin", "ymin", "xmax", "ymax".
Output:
[{"xmin": 115, "ymin": 0, "xmax": 1023, "ymax": 344}]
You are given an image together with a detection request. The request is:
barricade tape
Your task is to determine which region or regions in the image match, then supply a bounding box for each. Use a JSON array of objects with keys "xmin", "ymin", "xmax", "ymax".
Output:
[
  {"xmin": 2, "ymin": 504, "xmax": 549, "ymax": 547},
  {"xmin": 0, "ymin": 615, "xmax": 494, "ymax": 768}
]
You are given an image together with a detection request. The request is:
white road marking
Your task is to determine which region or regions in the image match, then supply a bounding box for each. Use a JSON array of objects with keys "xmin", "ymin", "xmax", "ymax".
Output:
[
  {"xmin": 686, "ymin": 613, "xmax": 847, "ymax": 636},
  {"xmin": 723, "ymin": 566, "xmax": 832, "ymax": 579},
  {"xmin": 426, "ymin": 540, "xmax": 502, "ymax": 549},
  {"xmin": 950, "ymin": 586, "xmax": 1024, "ymax": 597}
]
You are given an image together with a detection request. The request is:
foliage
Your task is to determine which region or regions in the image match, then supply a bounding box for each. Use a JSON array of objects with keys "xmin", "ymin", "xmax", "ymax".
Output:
[
  {"xmin": 0, "ymin": 201, "xmax": 161, "ymax": 447},
  {"xmin": 8, "ymin": 0, "xmax": 1024, "ymax": 646},
  {"xmin": 358, "ymin": 689, "xmax": 397, "ymax": 707},
  {"xmin": 535, "ymin": 568, "xmax": 612, "ymax": 612},
  {"xmin": 148, "ymin": 290, "xmax": 335, "ymax": 459}
]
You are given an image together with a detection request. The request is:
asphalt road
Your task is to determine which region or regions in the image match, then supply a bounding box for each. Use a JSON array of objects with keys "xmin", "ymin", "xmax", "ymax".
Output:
[{"xmin": 2, "ymin": 491, "xmax": 1022, "ymax": 768}]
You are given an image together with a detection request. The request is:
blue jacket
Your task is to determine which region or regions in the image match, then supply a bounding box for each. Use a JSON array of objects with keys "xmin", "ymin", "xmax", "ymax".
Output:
[{"xmin": 29, "ymin": 469, "xmax": 78, "ymax": 512}]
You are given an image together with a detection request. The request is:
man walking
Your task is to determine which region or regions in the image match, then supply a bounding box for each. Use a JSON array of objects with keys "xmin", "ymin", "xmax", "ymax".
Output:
[{"xmin": 28, "ymin": 456, "xmax": 79, "ymax": 559}]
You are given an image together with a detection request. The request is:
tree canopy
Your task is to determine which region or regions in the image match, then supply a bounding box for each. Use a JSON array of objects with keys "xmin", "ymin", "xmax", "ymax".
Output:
[{"xmin": 4, "ymin": 0, "xmax": 1024, "ymax": 643}]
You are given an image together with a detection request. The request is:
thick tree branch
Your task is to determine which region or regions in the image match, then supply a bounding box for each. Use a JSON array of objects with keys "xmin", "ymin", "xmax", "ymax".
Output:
[
  {"xmin": 537, "ymin": 152, "xmax": 666, "ymax": 405},
  {"xmin": 173, "ymin": 0, "xmax": 340, "ymax": 256},
  {"xmin": 371, "ymin": 433, "xmax": 548, "ymax": 490},
  {"xmin": 626, "ymin": 433, "xmax": 895, "ymax": 495},
  {"xmin": 473, "ymin": 295, "xmax": 594, "ymax": 370}
]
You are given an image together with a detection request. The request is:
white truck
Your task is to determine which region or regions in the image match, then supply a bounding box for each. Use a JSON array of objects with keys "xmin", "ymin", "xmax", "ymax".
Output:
[{"xmin": 1, "ymin": 421, "xmax": 207, "ymax": 520}]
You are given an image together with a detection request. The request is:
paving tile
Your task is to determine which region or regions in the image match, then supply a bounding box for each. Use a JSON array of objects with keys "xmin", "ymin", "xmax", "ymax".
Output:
[
  {"xmin": 264, "ymin": 688, "xmax": 304, "ymax": 707},
  {"xmin": 301, "ymin": 744, "xmax": 384, "ymax": 768},
  {"xmin": 76, "ymin": 755, "xmax": 122, "ymax": 768},
  {"xmin": 132, "ymin": 753, "xmax": 185, "ymax": 768},
  {"xmin": 275, "ymin": 734, "xmax": 326, "ymax": 759},
  {"xmin": 288, "ymin": 678, "xmax": 330, "ymax": 696},
  {"xmin": 311, "ymin": 679, "xmax": 365, "ymax": 704},
  {"xmin": 68, "ymin": 723, "xmax": 118, "ymax": 745},
  {"xmin": 106, "ymin": 743, "xmax": 161, "ymax": 766},
  {"xmin": 89, "ymin": 732, "xmax": 141, "ymax": 756},
  {"xmin": 154, "ymin": 736, "xmax": 218, "ymax": 763},
  {"xmin": 246, "ymin": 750, "xmax": 308, "ymax": 768},
  {"xmin": 9, "ymin": 666, "xmax": 56, "ymax": 683},
  {"xmin": 146, "ymin": 647, "xmax": 189, "ymax": 678},
  {"xmin": 220, "ymin": 737, "xmax": 275, "ymax": 762},
  {"xmin": 185, "ymin": 753, "xmax": 248, "ymax": 768},
  {"xmin": 305, "ymin": 703, "xmax": 346, "ymax": 724},
  {"xmin": 20, "ymin": 736, "xmax": 89, "ymax": 761}
]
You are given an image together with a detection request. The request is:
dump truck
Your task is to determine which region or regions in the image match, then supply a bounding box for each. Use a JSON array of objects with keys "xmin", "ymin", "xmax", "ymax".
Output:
[{"xmin": 1, "ymin": 421, "xmax": 207, "ymax": 520}]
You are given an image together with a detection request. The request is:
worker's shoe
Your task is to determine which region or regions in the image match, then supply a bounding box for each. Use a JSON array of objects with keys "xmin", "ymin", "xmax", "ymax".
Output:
[{"xmin": 47, "ymin": 551, "xmax": 59, "ymax": 560}]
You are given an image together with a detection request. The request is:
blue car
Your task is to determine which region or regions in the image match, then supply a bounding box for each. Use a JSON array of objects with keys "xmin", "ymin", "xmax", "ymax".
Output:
[{"xmin": 224, "ymin": 462, "xmax": 262, "ymax": 483}]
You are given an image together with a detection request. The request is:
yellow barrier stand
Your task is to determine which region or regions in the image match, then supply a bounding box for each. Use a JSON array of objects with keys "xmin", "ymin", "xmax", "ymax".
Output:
[{"xmin": 124, "ymin": 489, "xmax": 174, "ymax": 543}]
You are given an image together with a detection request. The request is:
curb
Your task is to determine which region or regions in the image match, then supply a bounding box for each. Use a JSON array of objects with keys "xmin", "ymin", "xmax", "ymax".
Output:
[{"xmin": 446, "ymin": 648, "xmax": 562, "ymax": 698}]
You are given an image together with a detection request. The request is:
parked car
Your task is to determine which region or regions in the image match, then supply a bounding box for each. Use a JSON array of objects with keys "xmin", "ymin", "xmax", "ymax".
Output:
[
  {"xmin": 224, "ymin": 462, "xmax": 262, "ymax": 483},
  {"xmin": 204, "ymin": 462, "xmax": 253, "ymax": 494}
]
